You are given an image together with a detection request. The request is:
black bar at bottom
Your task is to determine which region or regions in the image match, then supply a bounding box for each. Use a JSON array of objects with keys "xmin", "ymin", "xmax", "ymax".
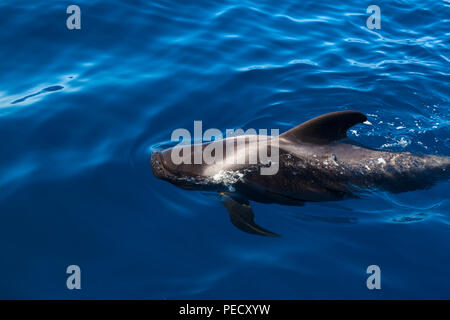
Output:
[{"xmin": 0, "ymin": 300, "xmax": 448, "ymax": 318}]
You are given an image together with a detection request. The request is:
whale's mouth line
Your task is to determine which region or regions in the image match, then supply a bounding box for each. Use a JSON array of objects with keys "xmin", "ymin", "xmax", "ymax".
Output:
[
  {"xmin": 151, "ymin": 151, "xmax": 216, "ymax": 189},
  {"xmin": 151, "ymin": 152, "xmax": 173, "ymax": 179},
  {"xmin": 151, "ymin": 151, "xmax": 189, "ymax": 180}
]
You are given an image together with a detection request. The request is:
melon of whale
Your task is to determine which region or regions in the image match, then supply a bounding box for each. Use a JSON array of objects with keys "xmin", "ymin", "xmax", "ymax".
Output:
[{"xmin": 151, "ymin": 111, "xmax": 450, "ymax": 237}]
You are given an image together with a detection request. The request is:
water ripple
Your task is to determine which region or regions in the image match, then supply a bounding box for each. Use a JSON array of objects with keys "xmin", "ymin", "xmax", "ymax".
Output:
[{"xmin": 0, "ymin": 0, "xmax": 449, "ymax": 299}]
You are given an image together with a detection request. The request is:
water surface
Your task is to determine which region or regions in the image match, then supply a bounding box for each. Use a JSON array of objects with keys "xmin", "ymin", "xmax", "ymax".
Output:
[{"xmin": 0, "ymin": 0, "xmax": 449, "ymax": 299}]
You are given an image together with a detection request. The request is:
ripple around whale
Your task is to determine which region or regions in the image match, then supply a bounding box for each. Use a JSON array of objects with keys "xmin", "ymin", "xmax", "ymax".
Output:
[
  {"xmin": 11, "ymin": 85, "xmax": 63, "ymax": 104},
  {"xmin": 0, "ymin": 0, "xmax": 449, "ymax": 299}
]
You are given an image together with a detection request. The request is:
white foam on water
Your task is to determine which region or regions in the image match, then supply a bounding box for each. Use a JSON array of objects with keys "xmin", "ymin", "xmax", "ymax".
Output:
[{"xmin": 212, "ymin": 170, "xmax": 244, "ymax": 191}]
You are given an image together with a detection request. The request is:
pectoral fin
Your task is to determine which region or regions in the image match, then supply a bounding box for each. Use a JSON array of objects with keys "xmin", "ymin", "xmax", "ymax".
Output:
[{"xmin": 219, "ymin": 193, "xmax": 280, "ymax": 237}]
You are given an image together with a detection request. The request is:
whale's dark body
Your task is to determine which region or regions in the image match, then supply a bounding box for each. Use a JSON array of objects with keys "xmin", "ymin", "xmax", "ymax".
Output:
[{"xmin": 151, "ymin": 111, "xmax": 450, "ymax": 236}]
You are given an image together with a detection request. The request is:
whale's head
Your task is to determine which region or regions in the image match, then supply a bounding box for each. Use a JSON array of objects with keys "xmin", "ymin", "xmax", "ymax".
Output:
[
  {"xmin": 151, "ymin": 135, "xmax": 281, "ymax": 191},
  {"xmin": 151, "ymin": 145, "xmax": 215, "ymax": 190}
]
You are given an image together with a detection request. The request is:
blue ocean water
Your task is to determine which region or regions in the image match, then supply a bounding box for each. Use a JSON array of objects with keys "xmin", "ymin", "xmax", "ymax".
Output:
[{"xmin": 0, "ymin": 0, "xmax": 449, "ymax": 299}]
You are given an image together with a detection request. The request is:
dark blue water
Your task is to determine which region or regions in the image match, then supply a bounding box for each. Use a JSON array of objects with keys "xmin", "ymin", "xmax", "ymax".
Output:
[{"xmin": 0, "ymin": 0, "xmax": 449, "ymax": 299}]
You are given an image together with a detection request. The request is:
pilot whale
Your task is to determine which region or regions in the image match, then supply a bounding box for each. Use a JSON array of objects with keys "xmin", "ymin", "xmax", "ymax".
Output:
[{"xmin": 151, "ymin": 111, "xmax": 450, "ymax": 236}]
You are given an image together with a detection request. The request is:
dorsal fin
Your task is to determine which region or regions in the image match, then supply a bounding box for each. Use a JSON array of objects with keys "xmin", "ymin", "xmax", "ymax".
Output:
[{"xmin": 280, "ymin": 110, "xmax": 367, "ymax": 144}]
